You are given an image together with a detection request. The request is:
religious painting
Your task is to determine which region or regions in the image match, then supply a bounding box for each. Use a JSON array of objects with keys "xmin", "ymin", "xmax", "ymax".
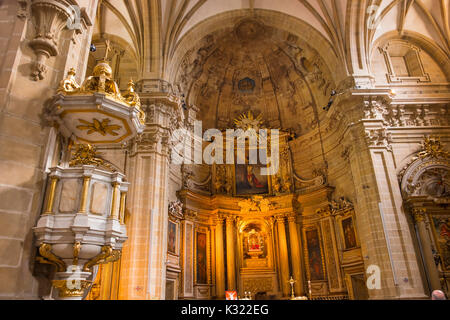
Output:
[
  {"xmin": 235, "ymin": 164, "xmax": 269, "ymax": 195},
  {"xmin": 196, "ymin": 232, "xmax": 208, "ymax": 284},
  {"xmin": 431, "ymin": 214, "xmax": 450, "ymax": 271},
  {"xmin": 305, "ymin": 228, "xmax": 325, "ymax": 281},
  {"xmin": 341, "ymin": 217, "xmax": 358, "ymax": 249},
  {"xmin": 242, "ymin": 223, "xmax": 267, "ymax": 260},
  {"xmin": 168, "ymin": 221, "xmax": 177, "ymax": 254}
]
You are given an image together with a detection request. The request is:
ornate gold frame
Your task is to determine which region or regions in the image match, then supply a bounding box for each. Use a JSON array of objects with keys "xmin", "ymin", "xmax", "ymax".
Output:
[
  {"xmin": 302, "ymin": 224, "xmax": 327, "ymax": 282},
  {"xmin": 232, "ymin": 163, "xmax": 273, "ymax": 197},
  {"xmin": 167, "ymin": 219, "xmax": 179, "ymax": 255},
  {"xmin": 194, "ymin": 226, "xmax": 210, "ymax": 285},
  {"xmin": 428, "ymin": 213, "xmax": 450, "ymax": 271},
  {"xmin": 336, "ymin": 209, "xmax": 361, "ymax": 251}
]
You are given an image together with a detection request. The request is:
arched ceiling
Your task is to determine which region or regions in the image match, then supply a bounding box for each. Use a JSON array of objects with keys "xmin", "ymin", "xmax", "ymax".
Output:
[
  {"xmin": 94, "ymin": 0, "xmax": 450, "ymax": 78},
  {"xmin": 173, "ymin": 18, "xmax": 335, "ymax": 134}
]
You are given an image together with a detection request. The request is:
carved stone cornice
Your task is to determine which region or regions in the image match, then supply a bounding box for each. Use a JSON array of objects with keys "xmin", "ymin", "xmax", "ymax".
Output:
[{"xmin": 365, "ymin": 128, "xmax": 393, "ymax": 152}]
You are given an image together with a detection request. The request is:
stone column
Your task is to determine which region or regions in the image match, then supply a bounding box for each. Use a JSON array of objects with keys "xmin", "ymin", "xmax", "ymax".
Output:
[
  {"xmin": 215, "ymin": 216, "xmax": 226, "ymax": 298},
  {"xmin": 340, "ymin": 93, "xmax": 426, "ymax": 299},
  {"xmin": 118, "ymin": 96, "xmax": 183, "ymax": 300},
  {"xmin": 287, "ymin": 214, "xmax": 305, "ymax": 296},
  {"xmin": 276, "ymin": 214, "xmax": 290, "ymax": 297},
  {"xmin": 226, "ymin": 215, "xmax": 236, "ymax": 291},
  {"xmin": 413, "ymin": 209, "xmax": 442, "ymax": 292}
]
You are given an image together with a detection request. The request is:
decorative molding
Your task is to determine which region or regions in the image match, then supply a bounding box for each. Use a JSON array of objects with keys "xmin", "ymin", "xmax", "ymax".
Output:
[
  {"xmin": 399, "ymin": 137, "xmax": 450, "ymax": 198},
  {"xmin": 29, "ymin": 0, "xmax": 71, "ymax": 80},
  {"xmin": 365, "ymin": 128, "xmax": 393, "ymax": 152}
]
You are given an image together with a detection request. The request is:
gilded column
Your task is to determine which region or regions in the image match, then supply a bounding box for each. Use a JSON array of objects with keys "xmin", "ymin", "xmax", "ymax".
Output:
[
  {"xmin": 287, "ymin": 214, "xmax": 305, "ymax": 296},
  {"xmin": 413, "ymin": 209, "xmax": 441, "ymax": 291},
  {"xmin": 44, "ymin": 176, "xmax": 59, "ymax": 214},
  {"xmin": 119, "ymin": 192, "xmax": 127, "ymax": 224},
  {"xmin": 210, "ymin": 225, "xmax": 216, "ymax": 296},
  {"xmin": 226, "ymin": 215, "xmax": 236, "ymax": 291},
  {"xmin": 215, "ymin": 216, "xmax": 226, "ymax": 298},
  {"xmin": 110, "ymin": 182, "xmax": 120, "ymax": 220},
  {"xmin": 276, "ymin": 214, "xmax": 290, "ymax": 297},
  {"xmin": 79, "ymin": 175, "xmax": 92, "ymax": 214}
]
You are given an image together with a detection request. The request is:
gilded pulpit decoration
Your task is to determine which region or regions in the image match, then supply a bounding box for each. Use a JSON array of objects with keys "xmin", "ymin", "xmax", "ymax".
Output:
[
  {"xmin": 37, "ymin": 243, "xmax": 66, "ymax": 272},
  {"xmin": 81, "ymin": 61, "xmax": 122, "ymax": 99},
  {"xmin": 77, "ymin": 118, "xmax": 122, "ymax": 136},
  {"xmin": 69, "ymin": 144, "xmax": 107, "ymax": 168},
  {"xmin": 58, "ymin": 68, "xmax": 80, "ymax": 93},
  {"xmin": 122, "ymin": 79, "xmax": 146, "ymax": 125},
  {"xmin": 52, "ymin": 280, "xmax": 92, "ymax": 298}
]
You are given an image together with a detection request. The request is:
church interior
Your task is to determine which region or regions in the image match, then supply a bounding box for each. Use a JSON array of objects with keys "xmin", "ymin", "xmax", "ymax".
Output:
[{"xmin": 0, "ymin": 0, "xmax": 449, "ymax": 300}]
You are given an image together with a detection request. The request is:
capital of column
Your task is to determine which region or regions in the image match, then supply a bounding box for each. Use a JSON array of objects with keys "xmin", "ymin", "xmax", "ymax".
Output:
[
  {"xmin": 287, "ymin": 213, "xmax": 298, "ymax": 224},
  {"xmin": 412, "ymin": 208, "xmax": 427, "ymax": 224},
  {"xmin": 214, "ymin": 214, "xmax": 225, "ymax": 226},
  {"xmin": 275, "ymin": 214, "xmax": 286, "ymax": 224},
  {"xmin": 226, "ymin": 215, "xmax": 236, "ymax": 225}
]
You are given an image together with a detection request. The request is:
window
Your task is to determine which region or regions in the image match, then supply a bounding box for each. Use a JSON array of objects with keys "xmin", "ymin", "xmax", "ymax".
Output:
[{"xmin": 379, "ymin": 40, "xmax": 430, "ymax": 83}]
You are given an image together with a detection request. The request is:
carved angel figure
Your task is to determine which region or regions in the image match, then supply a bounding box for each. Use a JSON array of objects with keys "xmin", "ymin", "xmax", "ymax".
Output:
[
  {"xmin": 122, "ymin": 79, "xmax": 146, "ymax": 124},
  {"xmin": 57, "ymin": 68, "xmax": 80, "ymax": 93}
]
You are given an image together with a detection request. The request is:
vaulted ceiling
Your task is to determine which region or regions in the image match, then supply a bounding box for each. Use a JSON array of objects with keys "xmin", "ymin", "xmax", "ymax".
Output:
[{"xmin": 94, "ymin": 0, "xmax": 450, "ymax": 79}]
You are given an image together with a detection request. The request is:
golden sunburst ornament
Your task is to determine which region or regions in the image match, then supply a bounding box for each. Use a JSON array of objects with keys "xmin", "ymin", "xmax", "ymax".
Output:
[
  {"xmin": 234, "ymin": 111, "xmax": 264, "ymax": 131},
  {"xmin": 418, "ymin": 136, "xmax": 449, "ymax": 159}
]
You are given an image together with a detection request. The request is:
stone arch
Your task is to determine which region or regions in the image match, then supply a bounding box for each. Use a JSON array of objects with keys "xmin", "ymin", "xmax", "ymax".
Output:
[
  {"xmin": 400, "ymin": 156, "xmax": 450, "ymax": 199},
  {"xmin": 370, "ymin": 31, "xmax": 450, "ymax": 83},
  {"xmin": 166, "ymin": 9, "xmax": 345, "ymax": 85}
]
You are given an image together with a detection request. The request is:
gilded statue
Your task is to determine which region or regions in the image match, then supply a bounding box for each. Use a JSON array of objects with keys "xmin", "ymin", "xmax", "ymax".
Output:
[
  {"xmin": 57, "ymin": 68, "xmax": 80, "ymax": 94},
  {"xmin": 123, "ymin": 79, "xmax": 146, "ymax": 124},
  {"xmin": 81, "ymin": 60, "xmax": 122, "ymax": 98}
]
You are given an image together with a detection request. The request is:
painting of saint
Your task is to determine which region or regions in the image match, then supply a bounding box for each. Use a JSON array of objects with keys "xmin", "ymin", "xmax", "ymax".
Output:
[
  {"xmin": 235, "ymin": 164, "xmax": 269, "ymax": 195},
  {"xmin": 168, "ymin": 221, "xmax": 177, "ymax": 254},
  {"xmin": 432, "ymin": 215, "xmax": 450, "ymax": 271},
  {"xmin": 196, "ymin": 232, "xmax": 207, "ymax": 284},
  {"xmin": 342, "ymin": 217, "xmax": 358, "ymax": 249},
  {"xmin": 305, "ymin": 229, "xmax": 325, "ymax": 281}
]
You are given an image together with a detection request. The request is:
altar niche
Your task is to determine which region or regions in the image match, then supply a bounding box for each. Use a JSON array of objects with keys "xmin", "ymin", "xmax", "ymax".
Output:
[{"xmin": 237, "ymin": 219, "xmax": 278, "ymax": 297}]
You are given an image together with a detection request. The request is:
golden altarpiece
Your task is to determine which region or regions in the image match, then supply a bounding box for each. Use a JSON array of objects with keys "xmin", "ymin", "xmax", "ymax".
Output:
[{"xmin": 154, "ymin": 112, "xmax": 368, "ymax": 300}]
